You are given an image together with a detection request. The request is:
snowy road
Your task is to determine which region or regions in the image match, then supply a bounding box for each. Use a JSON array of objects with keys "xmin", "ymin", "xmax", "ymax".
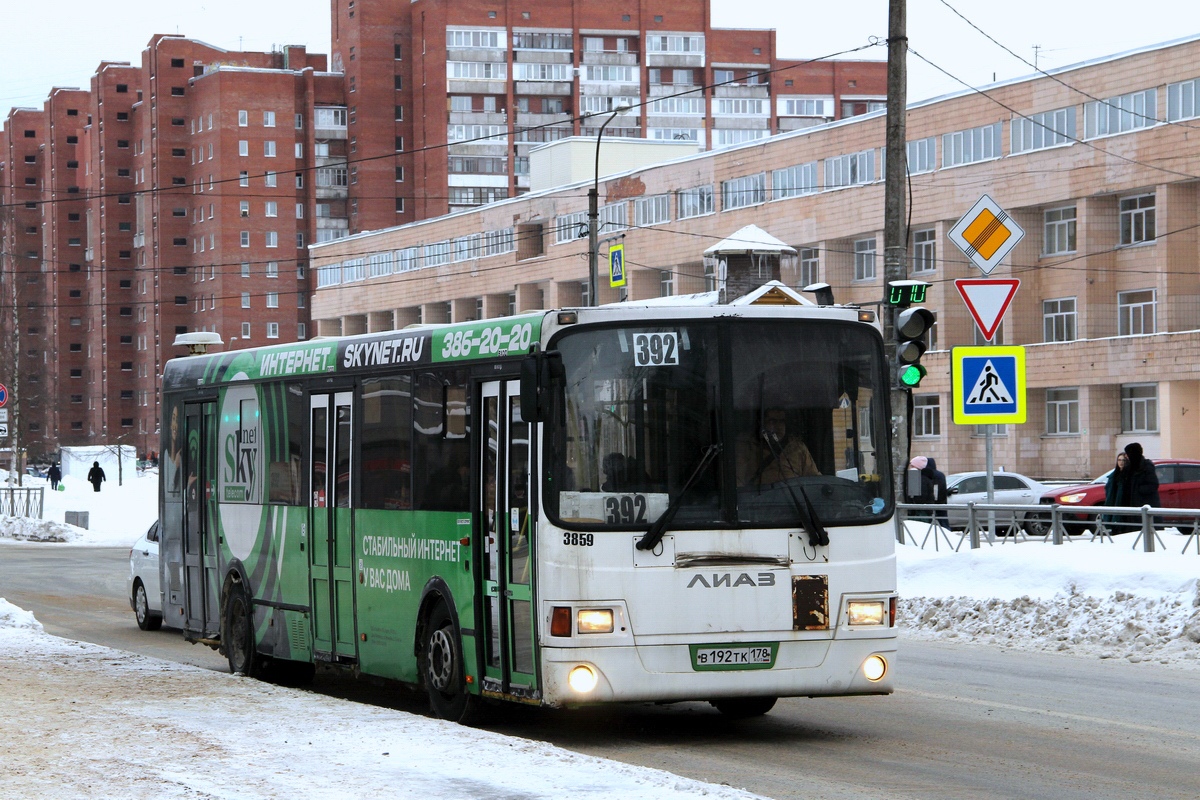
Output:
[{"xmin": 4, "ymin": 544, "xmax": 1200, "ymax": 799}]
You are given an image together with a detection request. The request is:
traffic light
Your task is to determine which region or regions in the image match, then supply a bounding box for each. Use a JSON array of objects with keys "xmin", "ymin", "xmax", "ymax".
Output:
[
  {"xmin": 887, "ymin": 281, "xmax": 934, "ymax": 389},
  {"xmin": 895, "ymin": 306, "xmax": 935, "ymax": 387}
]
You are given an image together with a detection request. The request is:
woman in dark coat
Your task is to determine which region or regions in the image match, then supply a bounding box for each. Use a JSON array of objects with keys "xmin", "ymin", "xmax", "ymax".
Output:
[{"xmin": 1101, "ymin": 451, "xmax": 1131, "ymax": 531}]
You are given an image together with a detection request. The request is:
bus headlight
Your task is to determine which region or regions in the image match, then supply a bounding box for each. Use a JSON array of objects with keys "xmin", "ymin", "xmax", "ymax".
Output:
[
  {"xmin": 847, "ymin": 600, "xmax": 886, "ymax": 626},
  {"xmin": 568, "ymin": 665, "xmax": 598, "ymax": 693},
  {"xmin": 862, "ymin": 655, "xmax": 888, "ymax": 682},
  {"xmin": 576, "ymin": 609, "xmax": 614, "ymax": 633}
]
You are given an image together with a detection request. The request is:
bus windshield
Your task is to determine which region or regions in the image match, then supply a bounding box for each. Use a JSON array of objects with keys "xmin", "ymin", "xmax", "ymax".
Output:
[{"xmin": 544, "ymin": 318, "xmax": 892, "ymax": 531}]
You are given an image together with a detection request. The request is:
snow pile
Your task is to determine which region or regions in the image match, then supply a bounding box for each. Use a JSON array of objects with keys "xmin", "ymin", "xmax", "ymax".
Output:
[
  {"xmin": 0, "ymin": 597, "xmax": 41, "ymax": 631},
  {"xmin": 0, "ymin": 470, "xmax": 157, "ymax": 547},
  {"xmin": 0, "ymin": 514, "xmax": 81, "ymax": 542},
  {"xmin": 898, "ymin": 532, "xmax": 1200, "ymax": 668}
]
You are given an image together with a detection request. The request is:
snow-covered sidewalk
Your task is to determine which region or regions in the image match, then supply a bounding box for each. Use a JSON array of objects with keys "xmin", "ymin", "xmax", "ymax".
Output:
[{"xmin": 0, "ymin": 600, "xmax": 760, "ymax": 800}]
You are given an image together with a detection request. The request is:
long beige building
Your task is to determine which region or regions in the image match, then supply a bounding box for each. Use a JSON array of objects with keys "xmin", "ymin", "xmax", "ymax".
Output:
[{"xmin": 311, "ymin": 35, "xmax": 1200, "ymax": 481}]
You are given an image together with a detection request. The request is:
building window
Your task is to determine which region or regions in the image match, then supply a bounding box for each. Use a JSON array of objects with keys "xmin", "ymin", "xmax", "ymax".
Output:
[
  {"xmin": 1118, "ymin": 289, "xmax": 1156, "ymax": 335},
  {"xmin": 853, "ymin": 238, "xmax": 877, "ymax": 281},
  {"xmin": 913, "ymin": 394, "xmax": 940, "ymax": 437},
  {"xmin": 263, "ymin": 110, "xmax": 276, "ymax": 127},
  {"xmin": 1119, "ymin": 384, "xmax": 1159, "ymax": 433},
  {"xmin": 238, "ymin": 140, "xmax": 249, "ymax": 157},
  {"xmin": 298, "ymin": 323, "xmax": 307, "ymax": 340},
  {"xmin": 1119, "ymin": 194, "xmax": 1155, "ymax": 245},
  {"xmin": 265, "ymin": 231, "xmax": 278, "ymax": 248},
  {"xmin": 798, "ymin": 248, "xmax": 819, "ymax": 287},
  {"xmin": 266, "ymin": 261, "xmax": 279, "ymax": 277},
  {"xmin": 1168, "ymin": 78, "xmax": 1200, "ymax": 122},
  {"xmin": 721, "ymin": 173, "xmax": 766, "ymax": 210},
  {"xmin": 241, "ymin": 262, "xmax": 251, "ymax": 277},
  {"xmin": 242, "ymin": 322, "xmax": 251, "ymax": 338},
  {"xmin": 264, "ymin": 141, "xmax": 276, "ymax": 157},
  {"xmin": 911, "ymin": 229, "xmax": 936, "ymax": 273},
  {"xmin": 634, "ymin": 194, "xmax": 670, "ymax": 227},
  {"xmin": 239, "ymin": 171, "xmax": 250, "ymax": 187},
  {"xmin": 240, "ymin": 231, "xmax": 250, "ymax": 247},
  {"xmin": 1045, "ymin": 388, "xmax": 1080, "ymax": 435},
  {"xmin": 1043, "ymin": 298, "xmax": 1077, "ymax": 342},
  {"xmin": 942, "ymin": 122, "xmax": 1002, "ymax": 167},
  {"xmin": 906, "ymin": 136, "xmax": 936, "ymax": 174},
  {"xmin": 825, "ymin": 150, "xmax": 875, "ymax": 188},
  {"xmin": 241, "ymin": 292, "xmax": 251, "ymax": 309},
  {"xmin": 1084, "ymin": 88, "xmax": 1157, "ymax": 138},
  {"xmin": 265, "ymin": 201, "xmax": 277, "ymax": 217},
  {"xmin": 267, "ymin": 322, "xmax": 280, "ymax": 339},
  {"xmin": 676, "ymin": 185, "xmax": 714, "ymax": 219},
  {"xmin": 772, "ymin": 163, "xmax": 818, "ymax": 199},
  {"xmin": 1043, "ymin": 206, "xmax": 1076, "ymax": 255},
  {"xmin": 660, "ymin": 270, "xmax": 674, "ymax": 298},
  {"xmin": 1011, "ymin": 106, "xmax": 1075, "ymax": 154}
]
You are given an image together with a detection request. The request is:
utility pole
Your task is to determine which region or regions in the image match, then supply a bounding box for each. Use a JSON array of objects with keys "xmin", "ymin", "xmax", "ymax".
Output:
[{"xmin": 883, "ymin": 0, "xmax": 909, "ymax": 506}]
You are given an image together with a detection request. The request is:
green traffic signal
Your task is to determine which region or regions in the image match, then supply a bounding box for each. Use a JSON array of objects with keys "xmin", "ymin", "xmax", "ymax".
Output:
[{"xmin": 899, "ymin": 363, "xmax": 927, "ymax": 387}]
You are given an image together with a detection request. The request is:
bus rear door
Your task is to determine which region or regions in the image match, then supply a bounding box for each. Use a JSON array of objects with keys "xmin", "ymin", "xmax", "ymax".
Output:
[
  {"xmin": 182, "ymin": 401, "xmax": 220, "ymax": 638},
  {"xmin": 309, "ymin": 391, "xmax": 358, "ymax": 662},
  {"xmin": 480, "ymin": 379, "xmax": 538, "ymax": 698}
]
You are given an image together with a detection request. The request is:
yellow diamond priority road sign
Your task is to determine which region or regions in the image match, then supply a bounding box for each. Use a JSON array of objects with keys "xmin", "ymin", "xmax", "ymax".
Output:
[{"xmin": 948, "ymin": 194, "xmax": 1025, "ymax": 275}]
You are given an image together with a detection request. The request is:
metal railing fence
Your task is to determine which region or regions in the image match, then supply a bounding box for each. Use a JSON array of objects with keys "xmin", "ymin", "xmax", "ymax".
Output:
[{"xmin": 897, "ymin": 501, "xmax": 1200, "ymax": 555}]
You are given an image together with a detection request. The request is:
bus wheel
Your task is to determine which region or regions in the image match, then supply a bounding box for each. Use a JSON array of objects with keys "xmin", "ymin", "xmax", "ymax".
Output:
[
  {"xmin": 422, "ymin": 601, "xmax": 480, "ymax": 724},
  {"xmin": 224, "ymin": 582, "xmax": 264, "ymax": 678},
  {"xmin": 710, "ymin": 697, "xmax": 777, "ymax": 719},
  {"xmin": 133, "ymin": 580, "xmax": 162, "ymax": 631}
]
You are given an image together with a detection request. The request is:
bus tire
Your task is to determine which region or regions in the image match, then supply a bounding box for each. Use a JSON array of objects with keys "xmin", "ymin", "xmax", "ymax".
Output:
[
  {"xmin": 710, "ymin": 696, "xmax": 777, "ymax": 719},
  {"xmin": 224, "ymin": 582, "xmax": 265, "ymax": 678},
  {"xmin": 133, "ymin": 580, "xmax": 162, "ymax": 631},
  {"xmin": 422, "ymin": 601, "xmax": 481, "ymax": 724}
]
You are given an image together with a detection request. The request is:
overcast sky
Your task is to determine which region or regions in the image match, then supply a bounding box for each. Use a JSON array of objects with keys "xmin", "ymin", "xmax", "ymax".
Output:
[{"xmin": 2, "ymin": 1, "xmax": 1199, "ymax": 113}]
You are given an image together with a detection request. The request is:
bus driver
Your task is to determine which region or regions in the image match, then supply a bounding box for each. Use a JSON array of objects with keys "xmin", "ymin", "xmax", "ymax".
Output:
[{"xmin": 737, "ymin": 408, "xmax": 819, "ymax": 486}]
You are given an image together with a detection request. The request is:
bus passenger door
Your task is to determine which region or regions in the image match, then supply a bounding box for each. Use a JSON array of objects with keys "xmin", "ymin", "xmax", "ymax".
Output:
[
  {"xmin": 309, "ymin": 392, "xmax": 358, "ymax": 661},
  {"xmin": 182, "ymin": 401, "xmax": 219, "ymax": 638},
  {"xmin": 480, "ymin": 379, "xmax": 538, "ymax": 697}
]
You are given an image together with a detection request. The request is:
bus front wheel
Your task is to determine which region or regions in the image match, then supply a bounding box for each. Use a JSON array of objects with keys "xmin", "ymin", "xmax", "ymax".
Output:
[
  {"xmin": 224, "ymin": 582, "xmax": 265, "ymax": 678},
  {"xmin": 710, "ymin": 696, "xmax": 777, "ymax": 719},
  {"xmin": 422, "ymin": 601, "xmax": 481, "ymax": 724}
]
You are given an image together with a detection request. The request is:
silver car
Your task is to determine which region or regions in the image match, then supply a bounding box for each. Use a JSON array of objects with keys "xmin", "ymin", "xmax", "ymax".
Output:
[
  {"xmin": 944, "ymin": 471, "xmax": 1051, "ymax": 530},
  {"xmin": 128, "ymin": 520, "xmax": 162, "ymax": 631}
]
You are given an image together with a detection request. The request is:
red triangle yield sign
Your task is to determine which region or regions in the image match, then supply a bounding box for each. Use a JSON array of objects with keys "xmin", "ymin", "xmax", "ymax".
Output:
[{"xmin": 955, "ymin": 278, "xmax": 1019, "ymax": 341}]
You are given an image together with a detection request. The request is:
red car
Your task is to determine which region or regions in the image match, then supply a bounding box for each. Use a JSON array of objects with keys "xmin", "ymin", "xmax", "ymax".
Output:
[{"xmin": 1028, "ymin": 458, "xmax": 1200, "ymax": 535}]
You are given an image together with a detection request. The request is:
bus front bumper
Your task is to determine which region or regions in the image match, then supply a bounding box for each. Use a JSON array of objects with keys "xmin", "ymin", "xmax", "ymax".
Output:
[{"xmin": 539, "ymin": 637, "xmax": 895, "ymax": 707}]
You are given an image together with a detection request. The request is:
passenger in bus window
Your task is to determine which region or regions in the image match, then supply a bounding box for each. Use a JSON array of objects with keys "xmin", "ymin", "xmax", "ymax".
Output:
[{"xmin": 737, "ymin": 408, "xmax": 819, "ymax": 486}]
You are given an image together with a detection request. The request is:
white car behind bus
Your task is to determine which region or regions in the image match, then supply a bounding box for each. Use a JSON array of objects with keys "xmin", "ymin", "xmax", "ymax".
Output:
[{"xmin": 128, "ymin": 520, "xmax": 162, "ymax": 631}]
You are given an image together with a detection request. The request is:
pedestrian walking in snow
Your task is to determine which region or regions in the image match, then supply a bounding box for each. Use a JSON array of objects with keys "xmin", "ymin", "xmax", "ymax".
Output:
[
  {"xmin": 47, "ymin": 463, "xmax": 62, "ymax": 491},
  {"xmin": 87, "ymin": 461, "xmax": 106, "ymax": 493}
]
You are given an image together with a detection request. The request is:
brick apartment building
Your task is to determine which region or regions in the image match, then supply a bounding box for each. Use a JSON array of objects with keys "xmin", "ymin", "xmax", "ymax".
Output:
[
  {"xmin": 0, "ymin": 0, "xmax": 885, "ymax": 458},
  {"xmin": 331, "ymin": 0, "xmax": 886, "ymax": 230},
  {"xmin": 1, "ymin": 37, "xmax": 339, "ymax": 458},
  {"xmin": 309, "ymin": 34, "xmax": 1200, "ymax": 481}
]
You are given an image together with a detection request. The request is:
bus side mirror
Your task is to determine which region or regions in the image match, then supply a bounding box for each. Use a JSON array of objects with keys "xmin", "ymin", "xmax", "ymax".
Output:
[{"xmin": 520, "ymin": 350, "xmax": 562, "ymax": 422}]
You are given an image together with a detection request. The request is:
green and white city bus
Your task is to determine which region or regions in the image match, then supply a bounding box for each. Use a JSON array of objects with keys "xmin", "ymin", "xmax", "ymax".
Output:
[{"xmin": 158, "ymin": 287, "xmax": 898, "ymax": 720}]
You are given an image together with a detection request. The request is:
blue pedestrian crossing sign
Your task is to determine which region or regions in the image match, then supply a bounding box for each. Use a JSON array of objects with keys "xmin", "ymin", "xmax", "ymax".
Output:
[
  {"xmin": 952, "ymin": 346, "xmax": 1026, "ymax": 424},
  {"xmin": 609, "ymin": 243, "xmax": 626, "ymax": 288}
]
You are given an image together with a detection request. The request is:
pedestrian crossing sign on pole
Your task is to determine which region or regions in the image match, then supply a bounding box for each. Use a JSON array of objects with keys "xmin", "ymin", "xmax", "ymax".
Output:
[
  {"xmin": 952, "ymin": 346, "xmax": 1027, "ymax": 424},
  {"xmin": 609, "ymin": 243, "xmax": 626, "ymax": 287}
]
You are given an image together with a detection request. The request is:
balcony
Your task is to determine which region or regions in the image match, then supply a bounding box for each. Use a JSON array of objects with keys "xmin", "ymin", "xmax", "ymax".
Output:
[
  {"xmin": 447, "ymin": 79, "xmax": 508, "ymax": 96},
  {"xmin": 646, "ymin": 52, "xmax": 705, "ymax": 69},
  {"xmin": 449, "ymin": 111, "xmax": 508, "ymax": 127},
  {"xmin": 581, "ymin": 51, "xmax": 640, "ymax": 67},
  {"xmin": 713, "ymin": 84, "xmax": 770, "ymax": 100},
  {"xmin": 515, "ymin": 111, "xmax": 573, "ymax": 129},
  {"xmin": 513, "ymin": 80, "xmax": 573, "ymax": 97}
]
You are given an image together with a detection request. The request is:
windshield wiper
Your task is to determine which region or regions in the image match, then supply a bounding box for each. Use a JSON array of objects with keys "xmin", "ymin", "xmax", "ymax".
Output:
[
  {"xmin": 761, "ymin": 432, "xmax": 829, "ymax": 547},
  {"xmin": 636, "ymin": 443, "xmax": 721, "ymax": 551}
]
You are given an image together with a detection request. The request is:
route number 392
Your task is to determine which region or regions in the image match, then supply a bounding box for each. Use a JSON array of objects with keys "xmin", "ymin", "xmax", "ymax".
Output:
[{"xmin": 633, "ymin": 332, "xmax": 679, "ymax": 367}]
